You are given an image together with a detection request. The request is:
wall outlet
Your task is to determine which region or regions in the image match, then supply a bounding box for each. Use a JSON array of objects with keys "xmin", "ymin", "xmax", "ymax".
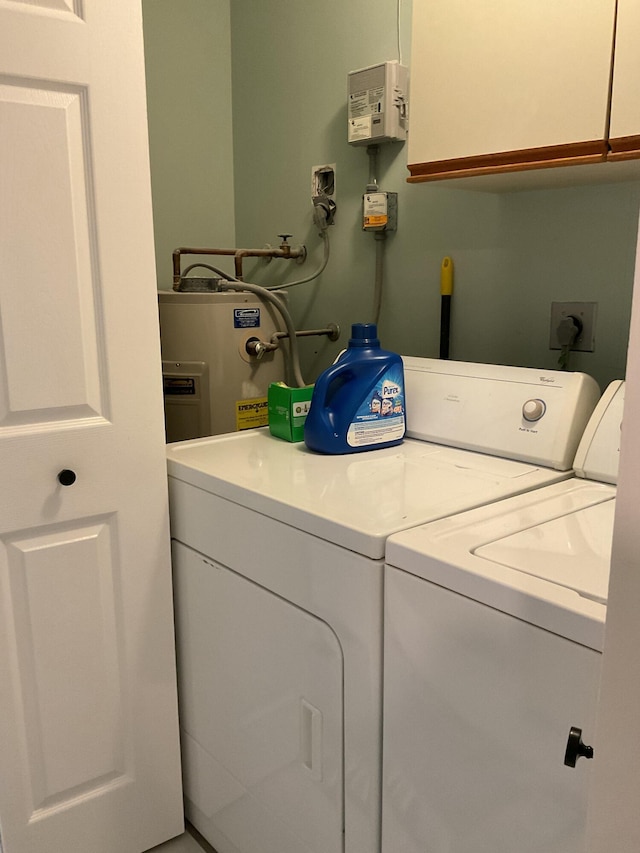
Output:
[
  {"xmin": 549, "ymin": 302, "xmax": 597, "ymax": 352},
  {"xmin": 311, "ymin": 164, "xmax": 336, "ymax": 199}
]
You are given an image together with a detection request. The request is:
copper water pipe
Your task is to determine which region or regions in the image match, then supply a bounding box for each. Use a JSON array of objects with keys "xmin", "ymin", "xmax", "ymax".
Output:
[{"xmin": 172, "ymin": 238, "xmax": 306, "ymax": 289}]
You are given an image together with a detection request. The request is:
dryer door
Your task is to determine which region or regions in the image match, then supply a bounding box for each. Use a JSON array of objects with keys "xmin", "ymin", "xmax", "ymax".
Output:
[
  {"xmin": 173, "ymin": 541, "xmax": 344, "ymax": 853},
  {"xmin": 383, "ymin": 566, "xmax": 601, "ymax": 853}
]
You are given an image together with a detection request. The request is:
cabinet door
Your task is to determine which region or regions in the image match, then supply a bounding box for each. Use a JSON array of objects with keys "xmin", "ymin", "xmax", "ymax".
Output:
[
  {"xmin": 0, "ymin": 2, "xmax": 183, "ymax": 852},
  {"xmin": 608, "ymin": 0, "xmax": 640, "ymax": 157},
  {"xmin": 408, "ymin": 0, "xmax": 616, "ymax": 181}
]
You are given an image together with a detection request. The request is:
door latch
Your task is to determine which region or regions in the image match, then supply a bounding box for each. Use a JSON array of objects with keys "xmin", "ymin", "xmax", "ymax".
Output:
[{"xmin": 564, "ymin": 726, "xmax": 594, "ymax": 768}]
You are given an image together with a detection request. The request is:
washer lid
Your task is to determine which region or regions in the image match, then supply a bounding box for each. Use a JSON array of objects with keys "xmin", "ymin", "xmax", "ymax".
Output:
[
  {"xmin": 573, "ymin": 379, "xmax": 624, "ymax": 484},
  {"xmin": 385, "ymin": 479, "xmax": 616, "ymax": 649},
  {"xmin": 474, "ymin": 499, "xmax": 615, "ymax": 604}
]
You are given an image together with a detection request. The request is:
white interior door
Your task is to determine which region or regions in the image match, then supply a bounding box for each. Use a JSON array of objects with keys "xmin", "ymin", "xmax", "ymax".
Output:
[{"xmin": 0, "ymin": 2, "xmax": 183, "ymax": 852}]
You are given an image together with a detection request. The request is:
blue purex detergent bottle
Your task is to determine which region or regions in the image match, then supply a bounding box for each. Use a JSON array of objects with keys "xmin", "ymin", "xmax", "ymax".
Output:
[{"xmin": 304, "ymin": 323, "xmax": 406, "ymax": 454}]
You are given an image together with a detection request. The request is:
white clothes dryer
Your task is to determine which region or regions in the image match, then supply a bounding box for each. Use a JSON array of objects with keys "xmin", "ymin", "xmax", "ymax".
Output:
[
  {"xmin": 382, "ymin": 380, "xmax": 624, "ymax": 853},
  {"xmin": 165, "ymin": 358, "xmax": 600, "ymax": 853}
]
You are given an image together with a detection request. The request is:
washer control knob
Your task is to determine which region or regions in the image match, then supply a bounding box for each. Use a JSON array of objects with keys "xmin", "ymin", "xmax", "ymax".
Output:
[{"xmin": 522, "ymin": 399, "xmax": 546, "ymax": 422}]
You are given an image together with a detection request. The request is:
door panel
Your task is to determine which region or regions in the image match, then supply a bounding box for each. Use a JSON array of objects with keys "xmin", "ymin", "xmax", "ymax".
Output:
[
  {"xmin": 5, "ymin": 519, "xmax": 125, "ymax": 810},
  {"xmin": 0, "ymin": 82, "xmax": 103, "ymax": 424},
  {"xmin": 10, "ymin": 1, "xmax": 78, "ymax": 12}
]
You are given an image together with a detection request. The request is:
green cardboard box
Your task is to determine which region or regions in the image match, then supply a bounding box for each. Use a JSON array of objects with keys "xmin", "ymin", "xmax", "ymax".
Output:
[{"xmin": 268, "ymin": 382, "xmax": 314, "ymax": 442}]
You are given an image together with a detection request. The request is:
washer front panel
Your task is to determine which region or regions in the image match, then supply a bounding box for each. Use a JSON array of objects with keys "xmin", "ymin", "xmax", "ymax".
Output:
[{"xmin": 382, "ymin": 567, "xmax": 601, "ymax": 853}]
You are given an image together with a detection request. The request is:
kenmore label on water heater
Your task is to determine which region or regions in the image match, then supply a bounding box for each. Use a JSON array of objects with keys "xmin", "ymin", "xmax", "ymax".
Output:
[{"xmin": 234, "ymin": 308, "xmax": 260, "ymax": 328}]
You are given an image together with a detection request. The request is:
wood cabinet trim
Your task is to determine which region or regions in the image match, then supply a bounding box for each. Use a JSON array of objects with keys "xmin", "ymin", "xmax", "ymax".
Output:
[
  {"xmin": 407, "ymin": 141, "xmax": 608, "ymax": 183},
  {"xmin": 608, "ymin": 135, "xmax": 640, "ymax": 157}
]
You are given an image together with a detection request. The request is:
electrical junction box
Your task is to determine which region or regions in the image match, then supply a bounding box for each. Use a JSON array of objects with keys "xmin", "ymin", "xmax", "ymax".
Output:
[
  {"xmin": 348, "ymin": 60, "xmax": 409, "ymax": 145},
  {"xmin": 363, "ymin": 191, "xmax": 398, "ymax": 231}
]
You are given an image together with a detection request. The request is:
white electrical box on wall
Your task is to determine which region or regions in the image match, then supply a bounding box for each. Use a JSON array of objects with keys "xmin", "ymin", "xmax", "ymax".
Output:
[
  {"xmin": 348, "ymin": 60, "xmax": 409, "ymax": 146},
  {"xmin": 363, "ymin": 191, "xmax": 398, "ymax": 231}
]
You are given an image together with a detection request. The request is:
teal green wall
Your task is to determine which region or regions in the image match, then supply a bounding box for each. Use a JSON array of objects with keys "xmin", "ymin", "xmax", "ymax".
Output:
[
  {"xmin": 143, "ymin": 0, "xmax": 640, "ymax": 390},
  {"xmin": 142, "ymin": 0, "xmax": 235, "ymax": 290}
]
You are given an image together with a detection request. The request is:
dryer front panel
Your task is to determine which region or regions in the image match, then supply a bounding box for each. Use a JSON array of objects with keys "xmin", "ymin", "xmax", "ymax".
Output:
[{"xmin": 173, "ymin": 541, "xmax": 344, "ymax": 853}]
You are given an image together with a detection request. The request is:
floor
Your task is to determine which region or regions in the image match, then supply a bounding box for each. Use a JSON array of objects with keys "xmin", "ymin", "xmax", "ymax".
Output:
[{"xmin": 148, "ymin": 824, "xmax": 214, "ymax": 853}]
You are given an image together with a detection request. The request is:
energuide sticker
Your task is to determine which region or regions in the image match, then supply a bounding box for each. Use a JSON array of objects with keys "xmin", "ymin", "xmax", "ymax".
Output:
[
  {"xmin": 346, "ymin": 367, "xmax": 405, "ymax": 447},
  {"xmin": 236, "ymin": 397, "xmax": 268, "ymax": 430},
  {"xmin": 234, "ymin": 308, "xmax": 260, "ymax": 329}
]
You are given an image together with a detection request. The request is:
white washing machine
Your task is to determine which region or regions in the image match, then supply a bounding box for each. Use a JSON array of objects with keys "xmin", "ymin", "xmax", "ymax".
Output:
[
  {"xmin": 382, "ymin": 379, "xmax": 624, "ymax": 853},
  {"xmin": 165, "ymin": 358, "xmax": 600, "ymax": 853}
]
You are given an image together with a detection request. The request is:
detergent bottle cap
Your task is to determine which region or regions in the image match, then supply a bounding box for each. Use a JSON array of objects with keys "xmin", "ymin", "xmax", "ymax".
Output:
[{"xmin": 349, "ymin": 323, "xmax": 380, "ymax": 348}]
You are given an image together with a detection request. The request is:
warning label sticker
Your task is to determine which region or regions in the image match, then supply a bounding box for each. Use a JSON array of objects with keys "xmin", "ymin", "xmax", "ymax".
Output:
[
  {"xmin": 348, "ymin": 87, "xmax": 385, "ymax": 118},
  {"xmin": 348, "ymin": 116, "xmax": 372, "ymax": 143},
  {"xmin": 363, "ymin": 192, "xmax": 388, "ymax": 227},
  {"xmin": 236, "ymin": 397, "xmax": 268, "ymax": 430},
  {"xmin": 348, "ymin": 91, "xmax": 370, "ymax": 118},
  {"xmin": 364, "ymin": 215, "xmax": 388, "ymax": 227}
]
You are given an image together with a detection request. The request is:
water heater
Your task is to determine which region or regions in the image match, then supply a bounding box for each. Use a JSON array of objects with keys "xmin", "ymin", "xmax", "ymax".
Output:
[{"xmin": 158, "ymin": 290, "xmax": 288, "ymax": 442}]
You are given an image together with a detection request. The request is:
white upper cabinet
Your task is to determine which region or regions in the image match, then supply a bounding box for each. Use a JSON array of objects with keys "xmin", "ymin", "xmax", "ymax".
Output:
[
  {"xmin": 609, "ymin": 0, "xmax": 640, "ymax": 154},
  {"xmin": 408, "ymin": 0, "xmax": 618, "ymax": 182}
]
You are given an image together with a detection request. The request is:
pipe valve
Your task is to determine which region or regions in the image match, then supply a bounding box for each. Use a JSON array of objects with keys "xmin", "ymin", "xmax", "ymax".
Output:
[{"xmin": 245, "ymin": 337, "xmax": 275, "ymax": 360}]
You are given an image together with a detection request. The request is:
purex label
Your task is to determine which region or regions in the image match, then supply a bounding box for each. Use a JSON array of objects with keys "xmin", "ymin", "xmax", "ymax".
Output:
[{"xmin": 347, "ymin": 365, "xmax": 405, "ymax": 447}]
